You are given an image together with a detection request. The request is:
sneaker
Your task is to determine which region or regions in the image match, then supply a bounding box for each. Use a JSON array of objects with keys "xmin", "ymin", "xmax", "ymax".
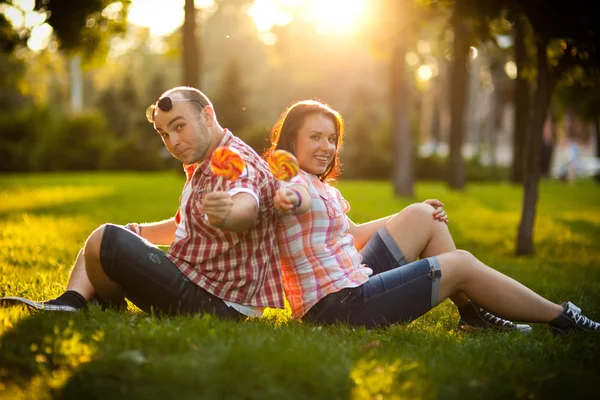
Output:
[
  {"xmin": 0, "ymin": 296, "xmax": 79, "ymax": 312},
  {"xmin": 458, "ymin": 302, "xmax": 532, "ymax": 334},
  {"xmin": 549, "ymin": 302, "xmax": 600, "ymax": 334}
]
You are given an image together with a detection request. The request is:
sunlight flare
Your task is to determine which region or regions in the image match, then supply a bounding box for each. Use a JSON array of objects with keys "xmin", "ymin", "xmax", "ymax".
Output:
[{"xmin": 305, "ymin": 0, "xmax": 368, "ymax": 35}]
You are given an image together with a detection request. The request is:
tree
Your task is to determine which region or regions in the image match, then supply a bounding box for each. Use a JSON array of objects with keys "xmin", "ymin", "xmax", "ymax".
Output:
[
  {"xmin": 555, "ymin": 79, "xmax": 600, "ymax": 160},
  {"xmin": 515, "ymin": 0, "xmax": 600, "ymax": 255},
  {"xmin": 446, "ymin": 0, "xmax": 471, "ymax": 189},
  {"xmin": 421, "ymin": 0, "xmax": 505, "ymax": 190},
  {"xmin": 183, "ymin": 0, "xmax": 202, "ymax": 88},
  {"xmin": 367, "ymin": 0, "xmax": 417, "ymax": 196},
  {"xmin": 32, "ymin": 0, "xmax": 129, "ymax": 57},
  {"xmin": 510, "ymin": 13, "xmax": 532, "ymax": 184}
]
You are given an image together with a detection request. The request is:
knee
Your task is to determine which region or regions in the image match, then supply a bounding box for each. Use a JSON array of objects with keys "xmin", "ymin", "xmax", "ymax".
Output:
[
  {"xmin": 454, "ymin": 249, "xmax": 477, "ymax": 267},
  {"xmin": 84, "ymin": 224, "xmax": 107, "ymax": 259},
  {"xmin": 402, "ymin": 203, "xmax": 436, "ymax": 220}
]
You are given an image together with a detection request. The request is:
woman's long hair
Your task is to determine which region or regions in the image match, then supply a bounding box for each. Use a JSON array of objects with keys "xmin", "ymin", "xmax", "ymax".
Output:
[{"xmin": 263, "ymin": 100, "xmax": 344, "ymax": 183}]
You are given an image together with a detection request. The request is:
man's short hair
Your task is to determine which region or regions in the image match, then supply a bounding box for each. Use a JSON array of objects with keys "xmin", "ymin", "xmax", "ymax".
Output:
[{"xmin": 152, "ymin": 86, "xmax": 213, "ymax": 122}]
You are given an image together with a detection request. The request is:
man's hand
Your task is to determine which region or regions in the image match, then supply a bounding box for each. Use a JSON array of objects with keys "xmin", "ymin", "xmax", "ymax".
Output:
[
  {"xmin": 423, "ymin": 199, "xmax": 449, "ymax": 224},
  {"xmin": 198, "ymin": 191, "xmax": 234, "ymax": 227},
  {"xmin": 274, "ymin": 187, "xmax": 299, "ymax": 214}
]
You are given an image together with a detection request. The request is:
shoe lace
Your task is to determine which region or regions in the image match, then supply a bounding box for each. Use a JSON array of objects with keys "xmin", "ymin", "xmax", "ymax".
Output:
[
  {"xmin": 481, "ymin": 309, "xmax": 514, "ymax": 327},
  {"xmin": 568, "ymin": 309, "xmax": 600, "ymax": 330}
]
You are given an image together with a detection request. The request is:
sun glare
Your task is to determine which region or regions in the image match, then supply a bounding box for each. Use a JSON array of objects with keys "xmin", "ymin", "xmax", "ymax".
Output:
[
  {"xmin": 128, "ymin": 0, "xmax": 184, "ymax": 36},
  {"xmin": 2, "ymin": 0, "xmax": 367, "ymax": 52},
  {"xmin": 248, "ymin": 0, "xmax": 368, "ymax": 36},
  {"xmin": 304, "ymin": 0, "xmax": 368, "ymax": 35},
  {"xmin": 417, "ymin": 64, "xmax": 433, "ymax": 82},
  {"xmin": 248, "ymin": 0, "xmax": 292, "ymax": 32}
]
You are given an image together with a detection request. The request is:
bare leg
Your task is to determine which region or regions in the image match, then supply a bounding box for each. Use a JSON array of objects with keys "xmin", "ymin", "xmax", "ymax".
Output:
[
  {"xmin": 65, "ymin": 249, "xmax": 96, "ymax": 300},
  {"xmin": 384, "ymin": 203, "xmax": 470, "ymax": 307},
  {"xmin": 437, "ymin": 250, "xmax": 563, "ymax": 322},
  {"xmin": 84, "ymin": 224, "xmax": 125, "ymax": 303}
]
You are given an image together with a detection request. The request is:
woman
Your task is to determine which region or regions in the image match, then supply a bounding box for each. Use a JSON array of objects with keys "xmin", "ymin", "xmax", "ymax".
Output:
[{"xmin": 265, "ymin": 99, "xmax": 599, "ymax": 333}]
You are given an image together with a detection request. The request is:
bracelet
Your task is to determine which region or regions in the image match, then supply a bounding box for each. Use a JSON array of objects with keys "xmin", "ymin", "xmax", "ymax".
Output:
[{"xmin": 290, "ymin": 188, "xmax": 302, "ymax": 211}]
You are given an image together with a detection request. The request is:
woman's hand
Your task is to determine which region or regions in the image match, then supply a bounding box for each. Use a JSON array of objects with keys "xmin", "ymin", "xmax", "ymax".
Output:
[
  {"xmin": 423, "ymin": 199, "xmax": 449, "ymax": 224},
  {"xmin": 274, "ymin": 187, "xmax": 299, "ymax": 214}
]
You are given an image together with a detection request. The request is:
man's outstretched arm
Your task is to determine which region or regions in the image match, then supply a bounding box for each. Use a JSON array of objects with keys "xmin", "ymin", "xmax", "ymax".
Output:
[{"xmin": 198, "ymin": 192, "xmax": 258, "ymax": 232}]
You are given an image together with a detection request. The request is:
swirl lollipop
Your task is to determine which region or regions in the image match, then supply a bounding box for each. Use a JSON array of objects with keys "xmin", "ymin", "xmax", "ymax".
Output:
[
  {"xmin": 211, "ymin": 147, "xmax": 245, "ymax": 189},
  {"xmin": 268, "ymin": 150, "xmax": 300, "ymax": 182}
]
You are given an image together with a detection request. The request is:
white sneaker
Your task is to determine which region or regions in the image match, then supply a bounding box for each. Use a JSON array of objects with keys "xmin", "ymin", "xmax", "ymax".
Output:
[{"xmin": 0, "ymin": 296, "xmax": 79, "ymax": 312}]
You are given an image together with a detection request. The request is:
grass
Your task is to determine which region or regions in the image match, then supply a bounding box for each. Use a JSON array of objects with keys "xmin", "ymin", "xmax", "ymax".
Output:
[{"xmin": 0, "ymin": 172, "xmax": 599, "ymax": 400}]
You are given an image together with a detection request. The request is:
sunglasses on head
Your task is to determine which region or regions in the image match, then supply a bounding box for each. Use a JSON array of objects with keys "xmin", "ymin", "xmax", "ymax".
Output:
[{"xmin": 146, "ymin": 96, "xmax": 208, "ymax": 123}]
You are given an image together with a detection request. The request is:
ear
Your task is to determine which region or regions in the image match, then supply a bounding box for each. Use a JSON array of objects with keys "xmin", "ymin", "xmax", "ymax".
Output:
[{"xmin": 202, "ymin": 105, "xmax": 216, "ymax": 127}]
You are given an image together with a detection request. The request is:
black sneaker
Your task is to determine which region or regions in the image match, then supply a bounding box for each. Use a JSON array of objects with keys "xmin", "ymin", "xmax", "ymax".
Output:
[
  {"xmin": 458, "ymin": 302, "xmax": 532, "ymax": 333},
  {"xmin": 549, "ymin": 302, "xmax": 600, "ymax": 334},
  {"xmin": 0, "ymin": 296, "xmax": 78, "ymax": 312}
]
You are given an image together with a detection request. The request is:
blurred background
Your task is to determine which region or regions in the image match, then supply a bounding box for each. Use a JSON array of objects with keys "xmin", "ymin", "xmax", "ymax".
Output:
[
  {"xmin": 0, "ymin": 0, "xmax": 598, "ymax": 181},
  {"xmin": 1, "ymin": 0, "xmax": 599, "ymax": 255}
]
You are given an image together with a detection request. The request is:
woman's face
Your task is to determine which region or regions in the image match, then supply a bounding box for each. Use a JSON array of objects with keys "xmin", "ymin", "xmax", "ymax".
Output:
[{"xmin": 293, "ymin": 113, "xmax": 337, "ymax": 176}]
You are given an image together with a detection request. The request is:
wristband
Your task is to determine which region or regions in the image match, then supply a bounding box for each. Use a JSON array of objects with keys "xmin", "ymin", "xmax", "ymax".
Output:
[{"xmin": 290, "ymin": 188, "xmax": 302, "ymax": 211}]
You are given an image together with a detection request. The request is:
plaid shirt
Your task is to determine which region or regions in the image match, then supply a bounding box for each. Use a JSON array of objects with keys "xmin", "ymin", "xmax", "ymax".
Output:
[
  {"xmin": 166, "ymin": 130, "xmax": 284, "ymax": 309},
  {"xmin": 277, "ymin": 171, "xmax": 372, "ymax": 318}
]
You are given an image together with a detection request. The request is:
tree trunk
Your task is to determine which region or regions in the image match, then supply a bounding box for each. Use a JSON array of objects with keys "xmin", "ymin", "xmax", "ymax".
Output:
[
  {"xmin": 596, "ymin": 117, "xmax": 600, "ymax": 158},
  {"xmin": 391, "ymin": 39, "xmax": 413, "ymax": 196},
  {"xmin": 183, "ymin": 0, "xmax": 200, "ymax": 88},
  {"xmin": 516, "ymin": 39, "xmax": 556, "ymax": 256},
  {"xmin": 489, "ymin": 61, "xmax": 504, "ymax": 177},
  {"xmin": 70, "ymin": 55, "xmax": 83, "ymax": 114},
  {"xmin": 447, "ymin": 0, "xmax": 469, "ymax": 189},
  {"xmin": 511, "ymin": 16, "xmax": 530, "ymax": 184}
]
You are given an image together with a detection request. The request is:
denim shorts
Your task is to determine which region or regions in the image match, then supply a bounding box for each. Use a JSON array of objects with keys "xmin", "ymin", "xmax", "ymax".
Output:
[
  {"xmin": 99, "ymin": 224, "xmax": 243, "ymax": 319},
  {"xmin": 303, "ymin": 226, "xmax": 442, "ymax": 328}
]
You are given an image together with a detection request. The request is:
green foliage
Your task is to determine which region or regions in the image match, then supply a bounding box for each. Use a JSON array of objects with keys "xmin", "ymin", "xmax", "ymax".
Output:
[
  {"xmin": 415, "ymin": 154, "xmax": 509, "ymax": 182},
  {"xmin": 0, "ymin": 13, "xmax": 23, "ymax": 52},
  {"xmin": 340, "ymin": 88, "xmax": 394, "ymax": 180},
  {"xmin": 0, "ymin": 0, "xmax": 129, "ymax": 61},
  {"xmin": 554, "ymin": 79, "xmax": 600, "ymax": 123},
  {"xmin": 0, "ymin": 106, "xmax": 58, "ymax": 172},
  {"xmin": 0, "ymin": 105, "xmax": 166, "ymax": 172},
  {"xmin": 237, "ymin": 125, "xmax": 271, "ymax": 156},
  {"xmin": 0, "ymin": 51, "xmax": 28, "ymax": 111},
  {"xmin": 211, "ymin": 58, "xmax": 252, "ymax": 133},
  {"xmin": 100, "ymin": 131, "xmax": 167, "ymax": 171},
  {"xmin": 0, "ymin": 175, "xmax": 599, "ymax": 399}
]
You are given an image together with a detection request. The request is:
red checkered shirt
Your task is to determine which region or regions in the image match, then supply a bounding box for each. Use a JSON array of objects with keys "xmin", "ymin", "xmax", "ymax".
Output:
[{"xmin": 166, "ymin": 130, "xmax": 284, "ymax": 309}]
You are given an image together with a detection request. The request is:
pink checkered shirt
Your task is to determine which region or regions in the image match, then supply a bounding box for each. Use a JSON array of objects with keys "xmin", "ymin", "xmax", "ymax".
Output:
[
  {"xmin": 277, "ymin": 171, "xmax": 372, "ymax": 318},
  {"xmin": 166, "ymin": 130, "xmax": 284, "ymax": 309}
]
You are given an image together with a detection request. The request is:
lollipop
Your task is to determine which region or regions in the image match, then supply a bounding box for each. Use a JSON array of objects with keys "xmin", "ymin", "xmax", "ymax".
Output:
[
  {"xmin": 268, "ymin": 150, "xmax": 300, "ymax": 181},
  {"xmin": 211, "ymin": 147, "xmax": 245, "ymax": 181}
]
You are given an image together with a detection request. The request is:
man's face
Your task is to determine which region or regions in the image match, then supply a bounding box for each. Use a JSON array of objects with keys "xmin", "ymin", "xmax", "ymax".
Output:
[{"xmin": 153, "ymin": 97, "xmax": 213, "ymax": 164}]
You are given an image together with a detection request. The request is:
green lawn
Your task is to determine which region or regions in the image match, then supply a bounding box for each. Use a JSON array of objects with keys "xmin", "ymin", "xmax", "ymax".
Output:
[{"xmin": 1, "ymin": 172, "xmax": 599, "ymax": 400}]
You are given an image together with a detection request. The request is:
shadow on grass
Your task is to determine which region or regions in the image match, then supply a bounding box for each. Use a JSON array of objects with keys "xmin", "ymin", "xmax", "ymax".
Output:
[
  {"xmin": 0, "ymin": 309, "xmax": 356, "ymax": 400},
  {"xmin": 2, "ymin": 306, "xmax": 600, "ymax": 400}
]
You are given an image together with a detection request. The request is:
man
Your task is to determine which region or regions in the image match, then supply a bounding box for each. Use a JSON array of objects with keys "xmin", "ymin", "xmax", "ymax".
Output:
[{"xmin": 0, "ymin": 87, "xmax": 284, "ymax": 319}]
